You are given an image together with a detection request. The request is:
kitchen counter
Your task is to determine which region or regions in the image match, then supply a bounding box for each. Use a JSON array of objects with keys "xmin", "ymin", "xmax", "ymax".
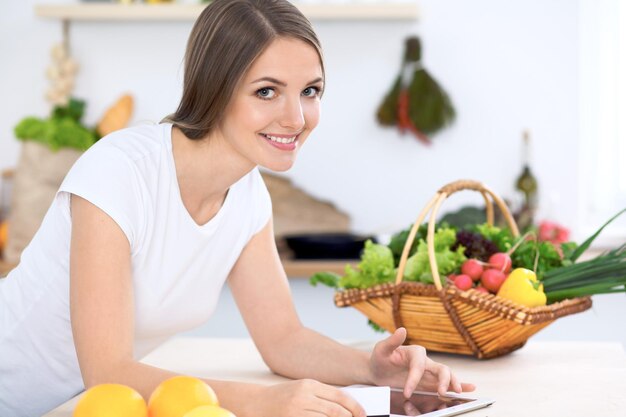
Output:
[{"xmin": 46, "ymin": 338, "xmax": 626, "ymax": 416}]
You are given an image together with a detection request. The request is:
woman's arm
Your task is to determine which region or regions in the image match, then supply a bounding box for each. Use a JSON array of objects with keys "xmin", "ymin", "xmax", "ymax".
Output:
[
  {"xmin": 229, "ymin": 219, "xmax": 475, "ymax": 397},
  {"xmin": 69, "ymin": 196, "xmax": 364, "ymax": 417},
  {"xmin": 228, "ymin": 218, "xmax": 371, "ymax": 385},
  {"xmin": 70, "ymin": 194, "xmax": 181, "ymax": 395}
]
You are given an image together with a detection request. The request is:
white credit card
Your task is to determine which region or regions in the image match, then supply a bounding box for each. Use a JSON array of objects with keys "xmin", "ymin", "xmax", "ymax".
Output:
[{"xmin": 341, "ymin": 385, "xmax": 390, "ymax": 417}]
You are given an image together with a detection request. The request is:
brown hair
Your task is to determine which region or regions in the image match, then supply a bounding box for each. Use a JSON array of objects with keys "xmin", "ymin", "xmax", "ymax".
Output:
[{"xmin": 163, "ymin": 0, "xmax": 324, "ymax": 140}]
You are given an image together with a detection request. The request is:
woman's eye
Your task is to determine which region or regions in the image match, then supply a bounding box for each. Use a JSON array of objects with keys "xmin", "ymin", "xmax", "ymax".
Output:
[
  {"xmin": 302, "ymin": 87, "xmax": 320, "ymax": 97},
  {"xmin": 256, "ymin": 88, "xmax": 276, "ymax": 99}
]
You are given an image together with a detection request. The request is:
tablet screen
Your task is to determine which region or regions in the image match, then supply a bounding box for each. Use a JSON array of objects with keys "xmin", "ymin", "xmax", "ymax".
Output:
[{"xmin": 390, "ymin": 390, "xmax": 473, "ymax": 416}]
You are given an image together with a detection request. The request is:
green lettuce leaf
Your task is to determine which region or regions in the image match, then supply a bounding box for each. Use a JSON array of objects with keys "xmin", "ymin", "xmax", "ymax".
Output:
[
  {"xmin": 338, "ymin": 240, "xmax": 396, "ymax": 289},
  {"xmin": 403, "ymin": 228, "xmax": 466, "ymax": 284}
]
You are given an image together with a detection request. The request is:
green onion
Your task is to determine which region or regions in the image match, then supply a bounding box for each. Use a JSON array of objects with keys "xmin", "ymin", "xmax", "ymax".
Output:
[
  {"xmin": 546, "ymin": 284, "xmax": 626, "ymax": 303},
  {"xmin": 568, "ymin": 208, "xmax": 626, "ymax": 262},
  {"xmin": 546, "ymin": 276, "xmax": 626, "ymax": 292},
  {"xmin": 543, "ymin": 244, "xmax": 626, "ymax": 302}
]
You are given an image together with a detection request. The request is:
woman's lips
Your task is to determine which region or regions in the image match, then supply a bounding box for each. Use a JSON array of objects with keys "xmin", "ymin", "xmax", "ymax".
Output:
[{"xmin": 259, "ymin": 133, "xmax": 299, "ymax": 151}]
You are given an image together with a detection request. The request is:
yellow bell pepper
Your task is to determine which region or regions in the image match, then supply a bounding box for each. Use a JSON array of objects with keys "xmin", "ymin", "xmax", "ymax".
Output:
[{"xmin": 497, "ymin": 268, "xmax": 547, "ymax": 307}]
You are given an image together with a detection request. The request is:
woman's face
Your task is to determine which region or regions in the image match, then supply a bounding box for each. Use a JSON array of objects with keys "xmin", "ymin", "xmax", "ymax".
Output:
[{"xmin": 218, "ymin": 37, "xmax": 324, "ymax": 172}]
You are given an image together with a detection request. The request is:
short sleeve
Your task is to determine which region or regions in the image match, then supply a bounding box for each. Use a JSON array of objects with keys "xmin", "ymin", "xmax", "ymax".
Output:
[
  {"xmin": 57, "ymin": 144, "xmax": 145, "ymax": 251},
  {"xmin": 251, "ymin": 169, "xmax": 273, "ymax": 235}
]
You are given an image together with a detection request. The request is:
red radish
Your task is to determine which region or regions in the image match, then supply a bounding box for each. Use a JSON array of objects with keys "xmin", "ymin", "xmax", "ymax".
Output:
[
  {"xmin": 489, "ymin": 252, "xmax": 512, "ymax": 274},
  {"xmin": 474, "ymin": 286, "xmax": 489, "ymax": 294},
  {"xmin": 447, "ymin": 274, "xmax": 457, "ymax": 283},
  {"xmin": 454, "ymin": 274, "xmax": 473, "ymax": 291},
  {"xmin": 481, "ymin": 269, "xmax": 507, "ymax": 293},
  {"xmin": 461, "ymin": 259, "xmax": 484, "ymax": 281}
]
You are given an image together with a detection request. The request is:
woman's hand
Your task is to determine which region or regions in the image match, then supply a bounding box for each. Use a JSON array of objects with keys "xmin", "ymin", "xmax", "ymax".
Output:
[
  {"xmin": 252, "ymin": 379, "xmax": 366, "ymax": 417},
  {"xmin": 368, "ymin": 328, "xmax": 476, "ymax": 398}
]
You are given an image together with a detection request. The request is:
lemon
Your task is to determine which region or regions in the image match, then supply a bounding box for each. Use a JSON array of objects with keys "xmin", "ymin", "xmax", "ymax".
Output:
[
  {"xmin": 73, "ymin": 384, "xmax": 147, "ymax": 417},
  {"xmin": 148, "ymin": 376, "xmax": 219, "ymax": 417}
]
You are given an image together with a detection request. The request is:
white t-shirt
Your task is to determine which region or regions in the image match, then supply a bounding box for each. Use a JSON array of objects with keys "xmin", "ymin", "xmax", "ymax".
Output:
[{"xmin": 0, "ymin": 123, "xmax": 272, "ymax": 417}]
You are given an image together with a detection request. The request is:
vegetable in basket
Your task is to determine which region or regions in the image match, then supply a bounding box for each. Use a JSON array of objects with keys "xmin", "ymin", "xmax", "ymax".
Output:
[
  {"xmin": 472, "ymin": 223, "xmax": 573, "ymax": 279},
  {"xmin": 387, "ymin": 223, "xmax": 427, "ymax": 264},
  {"xmin": 310, "ymin": 240, "xmax": 395, "ymax": 290},
  {"xmin": 311, "ymin": 208, "xmax": 625, "ymax": 309},
  {"xmin": 481, "ymin": 208, "xmax": 625, "ymax": 304},
  {"xmin": 497, "ymin": 268, "xmax": 547, "ymax": 307},
  {"xmin": 311, "ymin": 227, "xmax": 465, "ymax": 289},
  {"xmin": 543, "ymin": 244, "xmax": 626, "ymax": 302},
  {"xmin": 403, "ymin": 228, "xmax": 466, "ymax": 284},
  {"xmin": 311, "ymin": 180, "xmax": 596, "ymax": 355},
  {"xmin": 452, "ymin": 229, "xmax": 499, "ymax": 261},
  {"xmin": 541, "ymin": 208, "xmax": 626, "ymax": 302},
  {"xmin": 341, "ymin": 240, "xmax": 395, "ymax": 289}
]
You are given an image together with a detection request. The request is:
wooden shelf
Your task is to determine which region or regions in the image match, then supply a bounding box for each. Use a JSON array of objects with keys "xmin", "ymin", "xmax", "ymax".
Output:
[
  {"xmin": 35, "ymin": 2, "xmax": 418, "ymax": 22},
  {"xmin": 282, "ymin": 258, "xmax": 356, "ymax": 278},
  {"xmin": 1, "ymin": 258, "xmax": 352, "ymax": 279}
]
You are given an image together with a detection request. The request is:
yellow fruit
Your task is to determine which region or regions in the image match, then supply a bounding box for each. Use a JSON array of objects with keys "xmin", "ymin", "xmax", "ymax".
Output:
[
  {"xmin": 184, "ymin": 405, "xmax": 236, "ymax": 417},
  {"xmin": 149, "ymin": 376, "xmax": 219, "ymax": 417},
  {"xmin": 97, "ymin": 94, "xmax": 134, "ymax": 137},
  {"xmin": 73, "ymin": 384, "xmax": 147, "ymax": 417}
]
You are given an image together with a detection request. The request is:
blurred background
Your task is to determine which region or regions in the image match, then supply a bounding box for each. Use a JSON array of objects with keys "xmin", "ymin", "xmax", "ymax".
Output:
[{"xmin": 0, "ymin": 0, "xmax": 624, "ymax": 347}]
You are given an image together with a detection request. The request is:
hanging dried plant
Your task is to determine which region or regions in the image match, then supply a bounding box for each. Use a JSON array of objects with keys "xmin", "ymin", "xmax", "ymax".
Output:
[{"xmin": 377, "ymin": 36, "xmax": 455, "ymax": 145}]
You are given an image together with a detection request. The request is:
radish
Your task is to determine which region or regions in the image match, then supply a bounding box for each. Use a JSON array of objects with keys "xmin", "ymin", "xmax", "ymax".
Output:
[
  {"xmin": 454, "ymin": 274, "xmax": 473, "ymax": 291},
  {"xmin": 481, "ymin": 269, "xmax": 507, "ymax": 293},
  {"xmin": 461, "ymin": 259, "xmax": 484, "ymax": 281},
  {"xmin": 489, "ymin": 252, "xmax": 512, "ymax": 274},
  {"xmin": 475, "ymin": 286, "xmax": 489, "ymax": 294}
]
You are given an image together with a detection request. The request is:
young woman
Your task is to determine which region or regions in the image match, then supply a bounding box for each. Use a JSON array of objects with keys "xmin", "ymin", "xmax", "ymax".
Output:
[{"xmin": 0, "ymin": 1, "xmax": 474, "ymax": 416}]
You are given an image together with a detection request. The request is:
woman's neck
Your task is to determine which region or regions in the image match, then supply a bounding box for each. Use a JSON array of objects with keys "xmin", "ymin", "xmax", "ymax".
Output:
[{"xmin": 171, "ymin": 126, "xmax": 255, "ymax": 225}]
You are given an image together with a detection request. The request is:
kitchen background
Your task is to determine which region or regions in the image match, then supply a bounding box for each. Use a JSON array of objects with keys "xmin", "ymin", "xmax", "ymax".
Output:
[{"xmin": 1, "ymin": 0, "xmax": 624, "ymax": 347}]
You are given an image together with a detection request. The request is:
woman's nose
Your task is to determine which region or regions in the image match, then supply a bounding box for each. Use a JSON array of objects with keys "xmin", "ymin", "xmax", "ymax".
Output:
[{"xmin": 279, "ymin": 96, "xmax": 305, "ymax": 130}]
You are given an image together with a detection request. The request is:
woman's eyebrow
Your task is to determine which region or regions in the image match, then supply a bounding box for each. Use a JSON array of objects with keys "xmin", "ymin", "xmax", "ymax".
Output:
[
  {"xmin": 251, "ymin": 77, "xmax": 286, "ymax": 86},
  {"xmin": 251, "ymin": 76, "xmax": 324, "ymax": 86}
]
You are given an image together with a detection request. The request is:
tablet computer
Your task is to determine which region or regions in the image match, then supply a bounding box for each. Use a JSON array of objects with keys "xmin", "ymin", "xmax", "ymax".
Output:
[{"xmin": 390, "ymin": 388, "xmax": 494, "ymax": 417}]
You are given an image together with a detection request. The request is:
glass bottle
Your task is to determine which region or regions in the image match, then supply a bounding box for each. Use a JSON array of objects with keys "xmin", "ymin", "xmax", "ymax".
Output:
[
  {"xmin": 515, "ymin": 131, "xmax": 538, "ymax": 207},
  {"xmin": 514, "ymin": 130, "xmax": 538, "ymax": 230}
]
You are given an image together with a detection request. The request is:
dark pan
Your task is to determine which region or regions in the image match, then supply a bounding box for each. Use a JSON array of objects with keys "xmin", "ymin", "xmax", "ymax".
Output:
[{"xmin": 283, "ymin": 233, "xmax": 376, "ymax": 260}]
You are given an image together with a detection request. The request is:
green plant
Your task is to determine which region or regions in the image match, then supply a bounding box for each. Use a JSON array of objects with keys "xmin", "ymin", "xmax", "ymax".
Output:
[{"xmin": 14, "ymin": 98, "xmax": 98, "ymax": 151}]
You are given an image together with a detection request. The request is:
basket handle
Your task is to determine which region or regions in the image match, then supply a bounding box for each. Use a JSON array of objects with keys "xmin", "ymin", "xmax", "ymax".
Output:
[{"xmin": 394, "ymin": 180, "xmax": 521, "ymax": 290}]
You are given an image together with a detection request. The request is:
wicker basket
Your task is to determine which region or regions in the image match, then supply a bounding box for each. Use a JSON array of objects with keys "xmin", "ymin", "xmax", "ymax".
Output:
[{"xmin": 334, "ymin": 180, "xmax": 592, "ymax": 359}]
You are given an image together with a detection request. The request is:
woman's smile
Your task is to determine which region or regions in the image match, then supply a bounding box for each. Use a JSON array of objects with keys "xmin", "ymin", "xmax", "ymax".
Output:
[{"xmin": 258, "ymin": 132, "xmax": 302, "ymax": 151}]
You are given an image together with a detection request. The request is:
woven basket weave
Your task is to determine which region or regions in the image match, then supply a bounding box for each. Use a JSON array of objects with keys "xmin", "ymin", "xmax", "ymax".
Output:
[{"xmin": 334, "ymin": 180, "xmax": 592, "ymax": 359}]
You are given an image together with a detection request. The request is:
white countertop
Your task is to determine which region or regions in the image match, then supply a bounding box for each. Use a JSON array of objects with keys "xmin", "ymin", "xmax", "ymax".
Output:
[{"xmin": 46, "ymin": 338, "xmax": 626, "ymax": 417}]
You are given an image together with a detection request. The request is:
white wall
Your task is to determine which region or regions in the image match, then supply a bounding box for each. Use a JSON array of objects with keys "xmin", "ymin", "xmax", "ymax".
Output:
[
  {"xmin": 301, "ymin": 0, "xmax": 580, "ymax": 237},
  {"xmin": 1, "ymin": 0, "xmax": 580, "ymax": 237}
]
